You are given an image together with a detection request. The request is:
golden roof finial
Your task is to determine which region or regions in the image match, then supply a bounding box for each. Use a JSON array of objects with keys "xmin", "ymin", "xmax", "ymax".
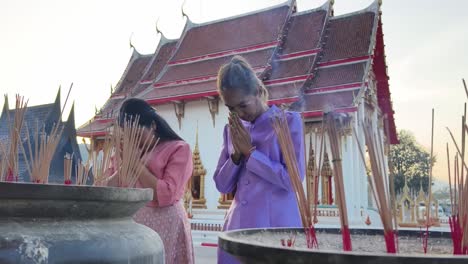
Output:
[{"xmin": 192, "ymin": 121, "xmax": 206, "ymax": 177}]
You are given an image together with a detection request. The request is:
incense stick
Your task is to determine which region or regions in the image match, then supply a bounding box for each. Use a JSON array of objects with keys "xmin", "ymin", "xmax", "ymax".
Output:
[
  {"xmin": 20, "ymin": 121, "xmax": 64, "ymax": 183},
  {"xmin": 75, "ymin": 158, "xmax": 91, "ymax": 185},
  {"xmin": 271, "ymin": 111, "xmax": 317, "ymax": 249},
  {"xmin": 91, "ymin": 135, "xmax": 114, "ymax": 186},
  {"xmin": 384, "ymin": 115, "xmax": 399, "ymax": 252},
  {"xmin": 64, "ymin": 153, "xmax": 73, "ymax": 185},
  {"xmin": 422, "ymin": 109, "xmax": 435, "ymax": 254},
  {"xmin": 0, "ymin": 141, "xmax": 7, "ymax": 181},
  {"xmin": 4, "ymin": 95, "xmax": 28, "ymax": 181},
  {"xmin": 325, "ymin": 112, "xmax": 352, "ymax": 251},
  {"xmin": 112, "ymin": 116, "xmax": 158, "ymax": 188},
  {"xmin": 357, "ymin": 108, "xmax": 397, "ymax": 253}
]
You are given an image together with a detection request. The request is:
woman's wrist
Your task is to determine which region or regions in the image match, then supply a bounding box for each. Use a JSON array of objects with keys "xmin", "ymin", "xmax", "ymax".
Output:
[
  {"xmin": 244, "ymin": 146, "xmax": 256, "ymax": 161},
  {"xmin": 231, "ymin": 152, "xmax": 242, "ymax": 165}
]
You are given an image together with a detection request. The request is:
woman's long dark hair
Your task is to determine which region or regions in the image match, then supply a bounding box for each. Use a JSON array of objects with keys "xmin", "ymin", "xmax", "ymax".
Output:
[{"xmin": 118, "ymin": 98, "xmax": 183, "ymax": 142}]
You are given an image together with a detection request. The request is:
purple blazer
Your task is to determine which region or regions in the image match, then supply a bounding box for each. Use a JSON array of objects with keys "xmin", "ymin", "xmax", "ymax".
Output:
[{"xmin": 213, "ymin": 105, "xmax": 305, "ymax": 231}]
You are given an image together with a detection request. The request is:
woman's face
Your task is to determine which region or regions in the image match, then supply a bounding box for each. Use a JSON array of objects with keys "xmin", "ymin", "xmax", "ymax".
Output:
[{"xmin": 222, "ymin": 89, "xmax": 263, "ymax": 122}]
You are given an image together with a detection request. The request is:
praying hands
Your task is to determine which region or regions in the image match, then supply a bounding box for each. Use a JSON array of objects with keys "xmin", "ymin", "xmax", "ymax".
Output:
[{"xmin": 228, "ymin": 112, "xmax": 254, "ymax": 163}]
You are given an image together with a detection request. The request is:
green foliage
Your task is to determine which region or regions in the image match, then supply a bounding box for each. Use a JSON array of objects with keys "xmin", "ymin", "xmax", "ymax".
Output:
[{"xmin": 389, "ymin": 130, "xmax": 435, "ymax": 195}]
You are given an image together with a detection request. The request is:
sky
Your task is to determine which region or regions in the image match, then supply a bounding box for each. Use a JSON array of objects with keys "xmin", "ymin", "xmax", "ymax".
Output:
[{"xmin": 1, "ymin": 0, "xmax": 467, "ymax": 182}]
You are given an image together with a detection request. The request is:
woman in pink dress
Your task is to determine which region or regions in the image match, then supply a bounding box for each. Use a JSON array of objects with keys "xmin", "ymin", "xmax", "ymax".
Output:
[{"xmin": 112, "ymin": 98, "xmax": 194, "ymax": 264}]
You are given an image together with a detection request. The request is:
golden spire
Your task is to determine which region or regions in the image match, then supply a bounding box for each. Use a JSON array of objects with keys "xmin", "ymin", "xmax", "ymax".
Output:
[
  {"xmin": 321, "ymin": 152, "xmax": 332, "ymax": 178},
  {"xmin": 307, "ymin": 133, "xmax": 316, "ymax": 175},
  {"xmin": 192, "ymin": 122, "xmax": 206, "ymax": 177}
]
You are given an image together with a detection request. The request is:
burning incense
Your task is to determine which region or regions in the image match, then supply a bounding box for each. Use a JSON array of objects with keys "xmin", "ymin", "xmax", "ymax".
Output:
[
  {"xmin": 20, "ymin": 121, "xmax": 64, "ymax": 184},
  {"xmin": 325, "ymin": 112, "xmax": 352, "ymax": 251},
  {"xmin": 0, "ymin": 141, "xmax": 9, "ymax": 181},
  {"xmin": 313, "ymin": 124, "xmax": 326, "ymax": 225},
  {"xmin": 64, "ymin": 153, "xmax": 73, "ymax": 185},
  {"xmin": 423, "ymin": 109, "xmax": 435, "ymax": 254},
  {"xmin": 384, "ymin": 115, "xmax": 399, "ymax": 252},
  {"xmin": 5, "ymin": 95, "xmax": 28, "ymax": 182},
  {"xmin": 112, "ymin": 116, "xmax": 158, "ymax": 188},
  {"xmin": 271, "ymin": 111, "xmax": 318, "ymax": 249},
  {"xmin": 90, "ymin": 136, "xmax": 114, "ymax": 186},
  {"xmin": 447, "ymin": 145, "xmax": 463, "ymax": 254},
  {"xmin": 75, "ymin": 159, "xmax": 91, "ymax": 185},
  {"xmin": 352, "ymin": 108, "xmax": 397, "ymax": 253}
]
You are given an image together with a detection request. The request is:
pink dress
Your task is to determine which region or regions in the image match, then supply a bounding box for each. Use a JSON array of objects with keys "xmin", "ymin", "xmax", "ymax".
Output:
[{"xmin": 133, "ymin": 140, "xmax": 194, "ymax": 264}]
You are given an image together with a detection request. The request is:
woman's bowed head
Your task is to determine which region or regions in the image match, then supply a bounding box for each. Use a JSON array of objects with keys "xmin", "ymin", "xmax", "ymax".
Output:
[
  {"xmin": 118, "ymin": 98, "xmax": 183, "ymax": 147},
  {"xmin": 217, "ymin": 55, "xmax": 269, "ymax": 123},
  {"xmin": 218, "ymin": 55, "xmax": 269, "ymax": 162}
]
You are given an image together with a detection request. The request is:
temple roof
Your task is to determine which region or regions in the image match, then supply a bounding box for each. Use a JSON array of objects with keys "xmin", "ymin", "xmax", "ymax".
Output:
[
  {"xmin": 77, "ymin": 36, "xmax": 178, "ymax": 137},
  {"xmin": 171, "ymin": 3, "xmax": 290, "ymax": 62},
  {"xmin": 78, "ymin": 0, "xmax": 397, "ymax": 143},
  {"xmin": 114, "ymin": 49, "xmax": 153, "ymax": 95}
]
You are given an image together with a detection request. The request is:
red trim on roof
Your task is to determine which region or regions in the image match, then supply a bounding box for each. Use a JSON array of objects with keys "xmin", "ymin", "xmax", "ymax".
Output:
[
  {"xmin": 302, "ymin": 106, "xmax": 358, "ymax": 118},
  {"xmin": 154, "ymin": 76, "xmax": 215, "ymax": 88},
  {"xmin": 278, "ymin": 48, "xmax": 320, "ymax": 60},
  {"xmin": 264, "ymin": 74, "xmax": 310, "ymax": 85},
  {"xmin": 267, "ymin": 97, "xmax": 299, "ymax": 106},
  {"xmin": 318, "ymin": 56, "xmax": 370, "ymax": 68},
  {"xmin": 77, "ymin": 131, "xmax": 108, "ymax": 138},
  {"xmin": 146, "ymin": 91, "xmax": 219, "ymax": 105},
  {"xmin": 139, "ymin": 80, "xmax": 153, "ymax": 85},
  {"xmin": 168, "ymin": 41, "xmax": 278, "ymax": 65},
  {"xmin": 305, "ymin": 82, "xmax": 364, "ymax": 94},
  {"xmin": 154, "ymin": 66, "xmax": 266, "ymax": 89},
  {"xmin": 110, "ymin": 93, "xmax": 125, "ymax": 99},
  {"xmin": 96, "ymin": 118, "xmax": 114, "ymax": 124}
]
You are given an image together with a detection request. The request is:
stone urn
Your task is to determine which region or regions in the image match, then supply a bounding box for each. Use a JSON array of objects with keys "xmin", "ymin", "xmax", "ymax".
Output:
[
  {"xmin": 0, "ymin": 182, "xmax": 164, "ymax": 264},
  {"xmin": 219, "ymin": 227, "xmax": 468, "ymax": 264}
]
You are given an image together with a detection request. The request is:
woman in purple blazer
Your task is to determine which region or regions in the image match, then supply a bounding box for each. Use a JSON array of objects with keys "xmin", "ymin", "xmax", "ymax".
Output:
[{"xmin": 214, "ymin": 55, "xmax": 305, "ymax": 263}]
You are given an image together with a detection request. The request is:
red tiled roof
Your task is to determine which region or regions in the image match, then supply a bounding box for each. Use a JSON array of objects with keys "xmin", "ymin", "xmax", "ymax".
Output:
[
  {"xmin": 308, "ymin": 62, "xmax": 367, "ymax": 89},
  {"xmin": 159, "ymin": 48, "xmax": 274, "ymax": 83},
  {"xmin": 77, "ymin": 119, "xmax": 113, "ymax": 137},
  {"xmin": 267, "ymin": 82, "xmax": 303, "ymax": 101},
  {"xmin": 172, "ymin": 5, "xmax": 289, "ymax": 61},
  {"xmin": 141, "ymin": 41, "xmax": 177, "ymax": 82},
  {"xmin": 282, "ymin": 10, "xmax": 327, "ymax": 54},
  {"xmin": 114, "ymin": 55, "xmax": 152, "ymax": 94},
  {"xmin": 321, "ymin": 12, "xmax": 375, "ymax": 62},
  {"xmin": 145, "ymin": 81, "xmax": 218, "ymax": 102},
  {"xmin": 303, "ymin": 90, "xmax": 358, "ymax": 112},
  {"xmin": 269, "ymin": 55, "xmax": 315, "ymax": 80}
]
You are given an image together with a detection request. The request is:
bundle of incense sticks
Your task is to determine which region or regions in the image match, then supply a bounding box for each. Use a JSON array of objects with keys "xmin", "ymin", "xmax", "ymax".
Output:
[
  {"xmin": 5, "ymin": 95, "xmax": 28, "ymax": 182},
  {"xmin": 384, "ymin": 115, "xmax": 399, "ymax": 253},
  {"xmin": 313, "ymin": 124, "xmax": 326, "ymax": 224},
  {"xmin": 445, "ymin": 78, "xmax": 468, "ymax": 254},
  {"xmin": 90, "ymin": 136, "xmax": 114, "ymax": 187},
  {"xmin": 64, "ymin": 153, "xmax": 73, "ymax": 185},
  {"xmin": 352, "ymin": 109, "xmax": 396, "ymax": 253},
  {"xmin": 112, "ymin": 116, "xmax": 158, "ymax": 188},
  {"xmin": 271, "ymin": 111, "xmax": 318, "ymax": 249},
  {"xmin": 0, "ymin": 142, "xmax": 7, "ymax": 181},
  {"xmin": 422, "ymin": 109, "xmax": 435, "ymax": 254},
  {"xmin": 446, "ymin": 128, "xmax": 467, "ymax": 254},
  {"xmin": 325, "ymin": 112, "xmax": 352, "ymax": 251},
  {"xmin": 20, "ymin": 121, "xmax": 64, "ymax": 184},
  {"xmin": 75, "ymin": 159, "xmax": 91, "ymax": 185}
]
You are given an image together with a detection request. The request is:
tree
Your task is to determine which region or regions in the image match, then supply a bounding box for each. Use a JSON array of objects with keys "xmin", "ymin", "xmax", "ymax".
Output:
[{"xmin": 389, "ymin": 130, "xmax": 435, "ymax": 195}]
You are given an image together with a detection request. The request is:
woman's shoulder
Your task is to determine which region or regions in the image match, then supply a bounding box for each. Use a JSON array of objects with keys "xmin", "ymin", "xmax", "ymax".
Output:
[{"xmin": 162, "ymin": 140, "xmax": 191, "ymax": 154}]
